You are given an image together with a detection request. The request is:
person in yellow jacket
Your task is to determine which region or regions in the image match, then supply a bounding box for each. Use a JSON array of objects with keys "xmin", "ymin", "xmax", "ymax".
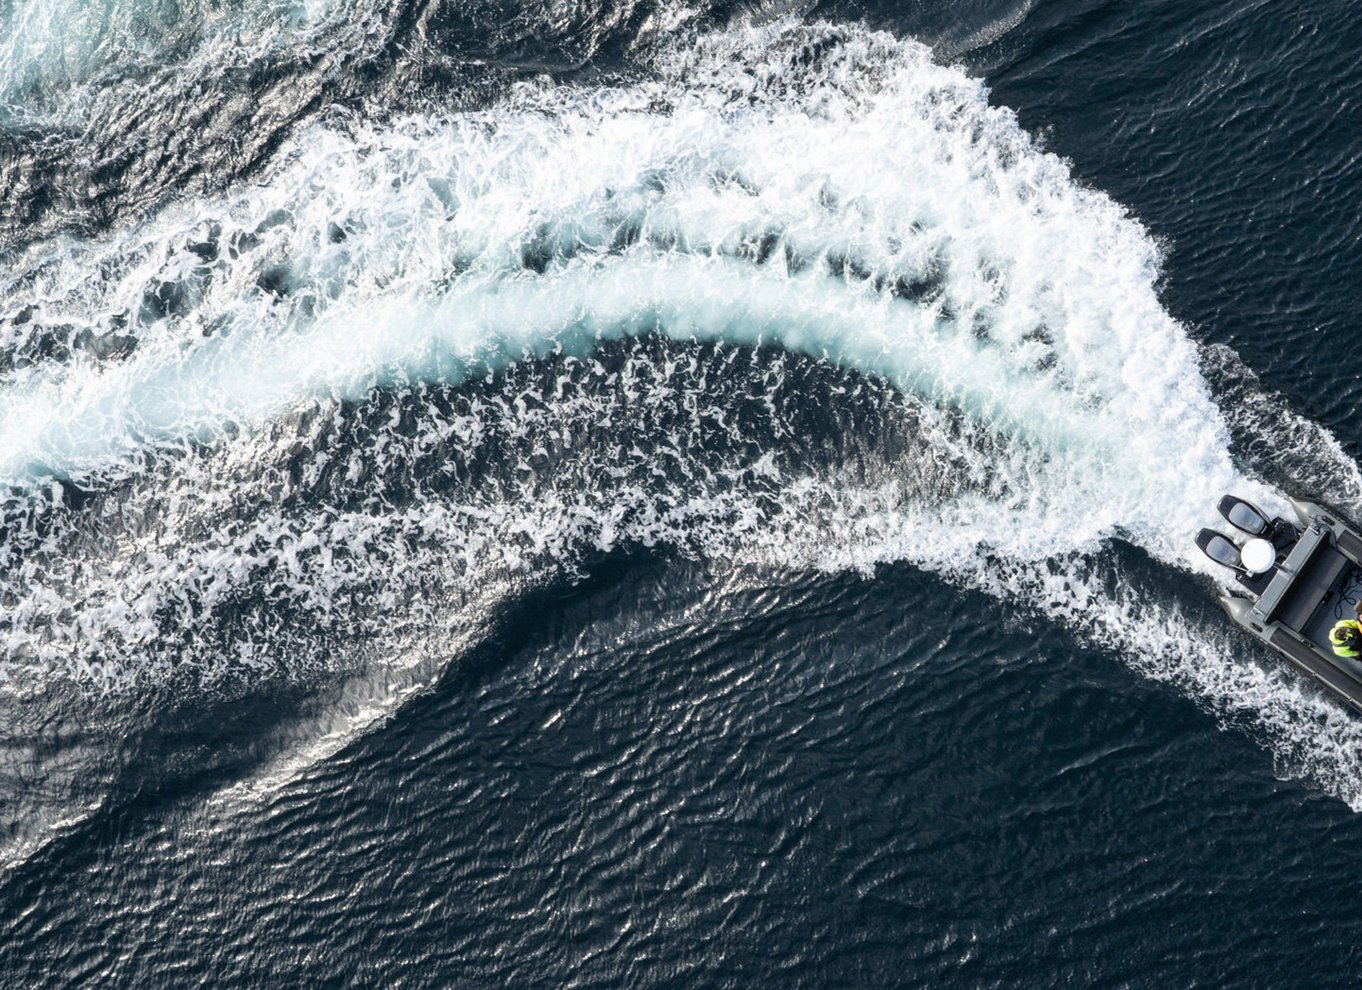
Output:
[{"xmin": 1330, "ymin": 602, "xmax": 1362, "ymax": 658}]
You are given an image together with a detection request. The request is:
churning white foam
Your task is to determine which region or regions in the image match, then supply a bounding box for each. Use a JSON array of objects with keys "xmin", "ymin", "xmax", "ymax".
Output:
[
  {"xmin": 0, "ymin": 21, "xmax": 1270, "ymax": 556},
  {"xmin": 3, "ymin": 20, "xmax": 1362, "ymax": 806}
]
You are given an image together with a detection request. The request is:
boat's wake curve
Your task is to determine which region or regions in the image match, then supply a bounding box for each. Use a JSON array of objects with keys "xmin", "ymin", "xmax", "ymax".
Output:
[{"xmin": 3, "ymin": 19, "xmax": 1362, "ymax": 860}]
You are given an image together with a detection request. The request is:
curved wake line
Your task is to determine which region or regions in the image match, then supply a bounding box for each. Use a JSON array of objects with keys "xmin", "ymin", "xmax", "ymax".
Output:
[
  {"xmin": 0, "ymin": 257, "xmax": 1122, "ymax": 495},
  {"xmin": 0, "ymin": 19, "xmax": 1261, "ymax": 565},
  {"xmin": 3, "ymin": 18, "xmax": 1362, "ymax": 816}
]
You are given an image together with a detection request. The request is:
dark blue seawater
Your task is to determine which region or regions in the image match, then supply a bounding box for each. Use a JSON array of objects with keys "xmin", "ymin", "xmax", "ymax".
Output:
[{"xmin": 3, "ymin": 0, "xmax": 1362, "ymax": 985}]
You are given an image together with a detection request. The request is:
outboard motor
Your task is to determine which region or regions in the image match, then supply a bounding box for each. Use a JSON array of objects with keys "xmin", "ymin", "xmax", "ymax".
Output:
[
  {"xmin": 1216, "ymin": 494, "xmax": 1298, "ymax": 551},
  {"xmin": 1196, "ymin": 527, "xmax": 1276, "ymax": 595},
  {"xmin": 1196, "ymin": 528, "xmax": 1244, "ymax": 571},
  {"xmin": 1217, "ymin": 495, "xmax": 1268, "ymax": 536}
]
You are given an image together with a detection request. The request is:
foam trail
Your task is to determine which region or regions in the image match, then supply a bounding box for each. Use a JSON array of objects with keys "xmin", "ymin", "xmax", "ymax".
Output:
[
  {"xmin": 0, "ymin": 21, "xmax": 1269, "ymax": 565},
  {"xmin": 3, "ymin": 19, "xmax": 1362, "ymax": 815},
  {"xmin": 0, "ymin": 258, "xmax": 1132, "ymax": 491}
]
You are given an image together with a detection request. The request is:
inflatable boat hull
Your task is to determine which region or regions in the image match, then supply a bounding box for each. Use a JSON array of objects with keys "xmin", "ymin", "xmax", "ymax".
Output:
[{"xmin": 1215, "ymin": 498, "xmax": 1362, "ymax": 714}]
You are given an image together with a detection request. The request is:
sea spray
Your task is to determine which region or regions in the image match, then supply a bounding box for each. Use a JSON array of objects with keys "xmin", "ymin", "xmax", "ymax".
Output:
[{"xmin": 3, "ymin": 20, "xmax": 1361, "ymax": 811}]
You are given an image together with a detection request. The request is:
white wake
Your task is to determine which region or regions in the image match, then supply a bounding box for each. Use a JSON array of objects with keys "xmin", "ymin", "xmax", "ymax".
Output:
[{"xmin": 4, "ymin": 20, "xmax": 1362, "ymax": 809}]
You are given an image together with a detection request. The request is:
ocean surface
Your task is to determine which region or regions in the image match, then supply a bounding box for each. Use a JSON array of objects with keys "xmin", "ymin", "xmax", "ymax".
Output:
[{"xmin": 1, "ymin": 0, "xmax": 1361, "ymax": 985}]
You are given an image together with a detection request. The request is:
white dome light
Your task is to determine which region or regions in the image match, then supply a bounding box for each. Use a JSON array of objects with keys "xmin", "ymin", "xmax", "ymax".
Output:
[{"xmin": 1240, "ymin": 538, "xmax": 1276, "ymax": 575}]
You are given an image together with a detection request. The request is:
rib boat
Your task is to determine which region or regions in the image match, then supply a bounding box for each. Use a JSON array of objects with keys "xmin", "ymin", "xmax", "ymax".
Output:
[{"xmin": 1198, "ymin": 495, "xmax": 1362, "ymax": 713}]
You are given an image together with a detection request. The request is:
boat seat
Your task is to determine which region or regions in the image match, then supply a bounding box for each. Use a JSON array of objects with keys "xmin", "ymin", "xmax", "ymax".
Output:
[{"xmin": 1274, "ymin": 542, "xmax": 1353, "ymax": 632}]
